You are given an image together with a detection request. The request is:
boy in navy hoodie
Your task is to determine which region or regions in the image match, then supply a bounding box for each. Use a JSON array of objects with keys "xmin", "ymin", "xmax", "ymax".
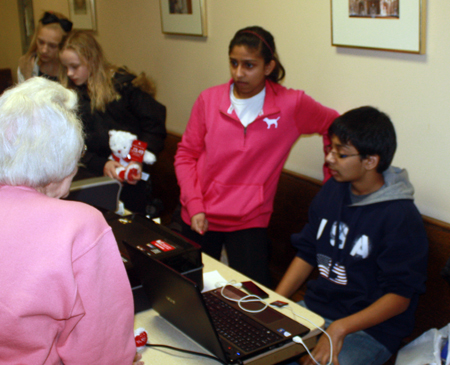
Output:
[{"xmin": 276, "ymin": 106, "xmax": 428, "ymax": 365}]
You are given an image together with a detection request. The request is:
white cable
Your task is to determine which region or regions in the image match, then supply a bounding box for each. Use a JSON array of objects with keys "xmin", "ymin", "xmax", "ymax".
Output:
[
  {"xmin": 214, "ymin": 279, "xmax": 241, "ymax": 289},
  {"xmin": 292, "ymin": 336, "xmax": 323, "ymax": 365},
  {"xmin": 237, "ymin": 294, "xmax": 269, "ymax": 313},
  {"xmin": 217, "ymin": 281, "xmax": 333, "ymax": 364},
  {"xmin": 219, "ymin": 282, "xmax": 269, "ymax": 313},
  {"xmin": 287, "ymin": 306, "xmax": 333, "ymax": 365}
]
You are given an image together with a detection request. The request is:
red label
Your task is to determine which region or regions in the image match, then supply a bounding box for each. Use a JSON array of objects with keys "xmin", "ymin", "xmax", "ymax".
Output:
[
  {"xmin": 129, "ymin": 140, "xmax": 148, "ymax": 162},
  {"xmin": 151, "ymin": 239, "xmax": 175, "ymax": 252}
]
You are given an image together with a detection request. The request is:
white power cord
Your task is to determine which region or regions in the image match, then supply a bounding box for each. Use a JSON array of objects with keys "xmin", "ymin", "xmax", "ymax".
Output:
[
  {"xmin": 217, "ymin": 281, "xmax": 333, "ymax": 364},
  {"xmin": 290, "ymin": 308, "xmax": 333, "ymax": 365},
  {"xmin": 219, "ymin": 281, "xmax": 269, "ymax": 313}
]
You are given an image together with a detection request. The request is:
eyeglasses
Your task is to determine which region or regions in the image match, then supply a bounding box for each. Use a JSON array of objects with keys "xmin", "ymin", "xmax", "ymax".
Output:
[
  {"xmin": 80, "ymin": 145, "xmax": 87, "ymax": 160},
  {"xmin": 41, "ymin": 12, "xmax": 73, "ymax": 32},
  {"xmin": 325, "ymin": 145, "xmax": 360, "ymax": 159}
]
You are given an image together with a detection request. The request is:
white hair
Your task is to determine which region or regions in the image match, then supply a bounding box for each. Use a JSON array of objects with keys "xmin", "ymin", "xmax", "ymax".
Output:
[{"xmin": 0, "ymin": 77, "xmax": 84, "ymax": 187}]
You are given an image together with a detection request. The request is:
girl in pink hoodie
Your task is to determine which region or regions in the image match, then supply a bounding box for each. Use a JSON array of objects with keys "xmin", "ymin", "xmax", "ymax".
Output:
[{"xmin": 175, "ymin": 26, "xmax": 339, "ymax": 287}]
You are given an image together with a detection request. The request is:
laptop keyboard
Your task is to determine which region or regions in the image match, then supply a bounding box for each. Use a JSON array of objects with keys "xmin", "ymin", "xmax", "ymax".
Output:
[{"xmin": 203, "ymin": 291, "xmax": 280, "ymax": 353}]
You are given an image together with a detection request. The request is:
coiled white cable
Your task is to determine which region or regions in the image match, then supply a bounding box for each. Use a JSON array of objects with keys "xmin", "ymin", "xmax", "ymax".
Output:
[{"xmin": 217, "ymin": 281, "xmax": 333, "ymax": 364}]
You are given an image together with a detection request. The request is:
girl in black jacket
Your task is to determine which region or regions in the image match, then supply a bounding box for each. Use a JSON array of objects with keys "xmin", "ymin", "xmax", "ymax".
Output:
[{"xmin": 60, "ymin": 30, "xmax": 166, "ymax": 213}]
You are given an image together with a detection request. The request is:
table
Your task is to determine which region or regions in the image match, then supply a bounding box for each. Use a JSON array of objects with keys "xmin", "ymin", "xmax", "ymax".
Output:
[{"xmin": 134, "ymin": 253, "xmax": 324, "ymax": 364}]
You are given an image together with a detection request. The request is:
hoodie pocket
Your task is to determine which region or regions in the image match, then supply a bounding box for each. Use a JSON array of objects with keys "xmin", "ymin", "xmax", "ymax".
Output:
[{"xmin": 204, "ymin": 180, "xmax": 264, "ymax": 221}]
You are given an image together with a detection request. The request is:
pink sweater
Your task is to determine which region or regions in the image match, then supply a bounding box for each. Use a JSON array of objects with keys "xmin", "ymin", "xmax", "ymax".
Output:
[
  {"xmin": 175, "ymin": 80, "xmax": 339, "ymax": 231},
  {"xmin": 0, "ymin": 186, "xmax": 136, "ymax": 364}
]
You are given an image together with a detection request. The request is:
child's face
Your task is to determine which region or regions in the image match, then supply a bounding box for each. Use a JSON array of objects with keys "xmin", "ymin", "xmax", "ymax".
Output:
[
  {"xmin": 326, "ymin": 135, "xmax": 367, "ymax": 184},
  {"xmin": 36, "ymin": 26, "xmax": 64, "ymax": 63},
  {"xmin": 229, "ymin": 45, "xmax": 275, "ymax": 99},
  {"xmin": 60, "ymin": 49, "xmax": 90, "ymax": 86}
]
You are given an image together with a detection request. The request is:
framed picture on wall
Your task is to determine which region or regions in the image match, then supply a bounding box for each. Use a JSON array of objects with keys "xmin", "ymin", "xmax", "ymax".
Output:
[
  {"xmin": 160, "ymin": 0, "xmax": 207, "ymax": 36},
  {"xmin": 331, "ymin": 0, "xmax": 426, "ymax": 54},
  {"xmin": 17, "ymin": 0, "xmax": 35, "ymax": 54},
  {"xmin": 68, "ymin": 0, "xmax": 97, "ymax": 30}
]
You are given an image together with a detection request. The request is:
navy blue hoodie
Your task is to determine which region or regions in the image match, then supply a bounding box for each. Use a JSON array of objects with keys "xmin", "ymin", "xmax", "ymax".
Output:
[{"xmin": 293, "ymin": 167, "xmax": 428, "ymax": 353}]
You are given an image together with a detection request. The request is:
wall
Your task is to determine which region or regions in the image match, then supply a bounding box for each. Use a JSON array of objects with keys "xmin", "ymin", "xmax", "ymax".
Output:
[
  {"xmin": 1, "ymin": 0, "xmax": 450, "ymax": 224},
  {"xmin": 0, "ymin": 0, "xmax": 22, "ymax": 67}
]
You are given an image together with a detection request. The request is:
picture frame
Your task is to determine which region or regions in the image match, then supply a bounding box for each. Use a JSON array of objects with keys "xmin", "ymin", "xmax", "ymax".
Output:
[
  {"xmin": 17, "ymin": 0, "xmax": 35, "ymax": 54},
  {"xmin": 331, "ymin": 0, "xmax": 426, "ymax": 54},
  {"xmin": 68, "ymin": 0, "xmax": 97, "ymax": 31},
  {"xmin": 160, "ymin": 0, "xmax": 207, "ymax": 37}
]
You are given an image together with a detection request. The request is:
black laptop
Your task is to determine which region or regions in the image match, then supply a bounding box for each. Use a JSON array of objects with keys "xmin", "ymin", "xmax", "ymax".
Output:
[{"xmin": 124, "ymin": 241, "xmax": 310, "ymax": 364}]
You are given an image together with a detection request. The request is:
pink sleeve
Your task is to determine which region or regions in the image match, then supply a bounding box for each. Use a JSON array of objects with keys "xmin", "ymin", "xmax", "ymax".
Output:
[
  {"xmin": 295, "ymin": 92, "xmax": 339, "ymax": 182},
  {"xmin": 174, "ymin": 94, "xmax": 208, "ymax": 219},
  {"xmin": 57, "ymin": 228, "xmax": 136, "ymax": 365},
  {"xmin": 322, "ymin": 133, "xmax": 332, "ymax": 182}
]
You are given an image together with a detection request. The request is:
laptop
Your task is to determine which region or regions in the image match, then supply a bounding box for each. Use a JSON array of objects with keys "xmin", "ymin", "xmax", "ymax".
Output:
[{"xmin": 124, "ymin": 241, "xmax": 310, "ymax": 364}]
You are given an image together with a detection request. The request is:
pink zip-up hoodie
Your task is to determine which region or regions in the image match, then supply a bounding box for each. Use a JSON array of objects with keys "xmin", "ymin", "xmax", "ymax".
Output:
[{"xmin": 175, "ymin": 79, "xmax": 339, "ymax": 232}]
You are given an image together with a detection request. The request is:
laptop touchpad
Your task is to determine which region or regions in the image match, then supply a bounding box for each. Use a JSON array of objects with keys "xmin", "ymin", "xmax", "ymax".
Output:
[{"xmin": 253, "ymin": 308, "xmax": 284, "ymax": 324}]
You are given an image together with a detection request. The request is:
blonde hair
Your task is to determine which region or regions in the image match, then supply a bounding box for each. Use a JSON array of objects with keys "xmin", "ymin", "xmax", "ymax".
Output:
[
  {"xmin": 25, "ymin": 11, "xmax": 71, "ymax": 60},
  {"xmin": 0, "ymin": 77, "xmax": 84, "ymax": 187},
  {"xmin": 60, "ymin": 30, "xmax": 156, "ymax": 112}
]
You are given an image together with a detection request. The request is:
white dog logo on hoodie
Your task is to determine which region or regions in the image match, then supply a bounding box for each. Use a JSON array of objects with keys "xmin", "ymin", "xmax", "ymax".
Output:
[{"xmin": 263, "ymin": 117, "xmax": 279, "ymax": 129}]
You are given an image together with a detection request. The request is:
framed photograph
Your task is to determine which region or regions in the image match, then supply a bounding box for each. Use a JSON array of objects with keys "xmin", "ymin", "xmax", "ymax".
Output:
[
  {"xmin": 17, "ymin": 0, "xmax": 35, "ymax": 54},
  {"xmin": 160, "ymin": 0, "xmax": 207, "ymax": 37},
  {"xmin": 68, "ymin": 0, "xmax": 97, "ymax": 31},
  {"xmin": 331, "ymin": 0, "xmax": 426, "ymax": 54}
]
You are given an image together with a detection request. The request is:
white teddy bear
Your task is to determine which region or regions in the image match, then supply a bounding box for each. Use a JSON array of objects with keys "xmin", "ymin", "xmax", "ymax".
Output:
[{"xmin": 108, "ymin": 130, "xmax": 156, "ymax": 182}]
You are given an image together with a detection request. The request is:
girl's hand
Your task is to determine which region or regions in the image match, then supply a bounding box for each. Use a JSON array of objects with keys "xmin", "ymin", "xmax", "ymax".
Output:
[
  {"xmin": 191, "ymin": 213, "xmax": 208, "ymax": 235},
  {"xmin": 126, "ymin": 163, "xmax": 143, "ymax": 185},
  {"xmin": 104, "ymin": 160, "xmax": 124, "ymax": 182},
  {"xmin": 18, "ymin": 54, "xmax": 36, "ymax": 81}
]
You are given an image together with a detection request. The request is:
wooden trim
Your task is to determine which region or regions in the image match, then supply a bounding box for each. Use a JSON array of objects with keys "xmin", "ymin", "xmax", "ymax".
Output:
[
  {"xmin": 166, "ymin": 130, "xmax": 183, "ymax": 139},
  {"xmin": 423, "ymin": 215, "xmax": 450, "ymax": 231},
  {"xmin": 281, "ymin": 169, "xmax": 323, "ymax": 187}
]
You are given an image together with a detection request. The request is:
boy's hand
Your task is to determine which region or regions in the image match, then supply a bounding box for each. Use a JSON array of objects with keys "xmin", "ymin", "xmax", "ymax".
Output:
[{"xmin": 299, "ymin": 321, "xmax": 345, "ymax": 365}]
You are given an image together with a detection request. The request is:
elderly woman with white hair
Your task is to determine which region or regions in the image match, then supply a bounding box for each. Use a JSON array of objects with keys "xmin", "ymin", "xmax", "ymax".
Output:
[{"xmin": 0, "ymin": 77, "xmax": 140, "ymax": 364}]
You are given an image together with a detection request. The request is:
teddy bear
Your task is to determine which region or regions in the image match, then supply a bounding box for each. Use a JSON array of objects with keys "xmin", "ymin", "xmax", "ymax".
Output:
[{"xmin": 108, "ymin": 130, "xmax": 156, "ymax": 183}]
